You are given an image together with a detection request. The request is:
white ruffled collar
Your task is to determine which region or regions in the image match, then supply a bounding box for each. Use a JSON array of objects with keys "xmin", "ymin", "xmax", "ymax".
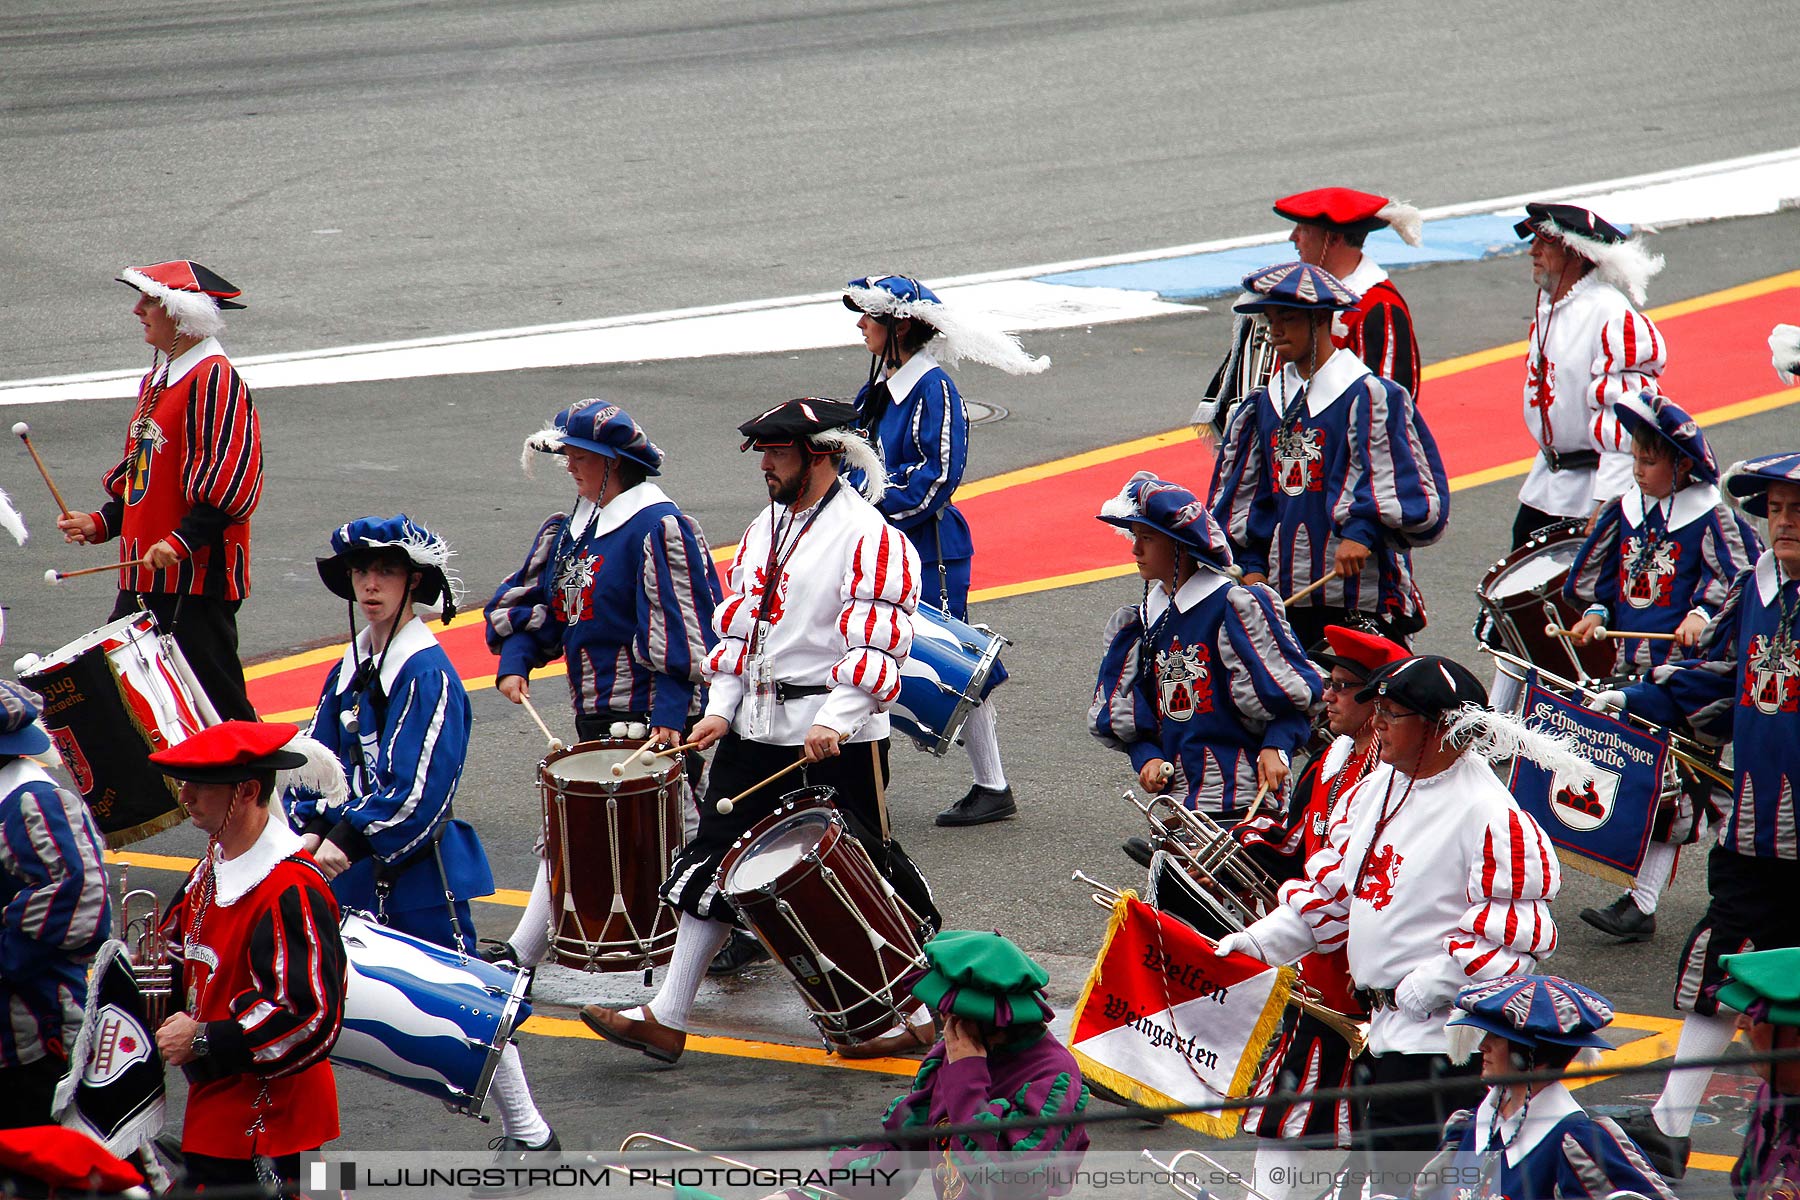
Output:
[
  {"xmin": 1755, "ymin": 550, "xmax": 1797, "ymax": 606},
  {"xmin": 1339, "ymin": 256, "xmax": 1390, "ymax": 294},
  {"xmin": 333, "ymin": 614, "xmax": 439, "ymax": 698},
  {"xmin": 1273, "ymin": 347, "xmax": 1371, "ymax": 418},
  {"xmin": 1473, "ymin": 1081, "xmax": 1583, "ymax": 1165},
  {"xmin": 882, "ymin": 350, "xmax": 940, "ymax": 401},
  {"xmin": 1144, "ymin": 568, "xmax": 1232, "ymax": 623},
  {"xmin": 208, "ymin": 800, "xmax": 305, "ymax": 907},
  {"xmin": 161, "ymin": 336, "xmax": 224, "ymax": 387},
  {"xmin": 1622, "ymin": 481, "xmax": 1719, "ymax": 533}
]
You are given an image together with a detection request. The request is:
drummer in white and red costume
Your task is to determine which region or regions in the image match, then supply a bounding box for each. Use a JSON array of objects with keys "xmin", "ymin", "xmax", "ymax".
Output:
[
  {"xmin": 1209, "ymin": 262, "xmax": 1449, "ymax": 647},
  {"xmin": 1218, "ymin": 655, "xmax": 1570, "ymax": 1154},
  {"xmin": 1089, "ymin": 471, "xmax": 1322, "ymax": 819},
  {"xmin": 1511, "ymin": 202, "xmax": 1667, "ymax": 549},
  {"xmin": 57, "ymin": 261, "xmax": 263, "ymax": 721},
  {"xmin": 1563, "ymin": 392, "xmax": 1759, "ymax": 943},
  {"xmin": 149, "ymin": 721, "xmax": 346, "ymax": 1189},
  {"xmin": 580, "ymin": 399, "xmax": 923, "ymax": 1065},
  {"xmin": 1233, "ymin": 624, "xmax": 1406, "ymax": 1195},
  {"xmin": 1598, "ymin": 452, "xmax": 1800, "ymax": 1179},
  {"xmin": 484, "ymin": 402, "xmax": 720, "ymax": 971}
]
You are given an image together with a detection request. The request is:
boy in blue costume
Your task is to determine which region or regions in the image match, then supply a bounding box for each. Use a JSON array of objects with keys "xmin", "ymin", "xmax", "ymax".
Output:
[
  {"xmin": 289, "ymin": 515, "xmax": 557, "ymax": 1168},
  {"xmin": 1424, "ymin": 975, "xmax": 1674, "ymax": 1200},
  {"xmin": 1564, "ymin": 391, "xmax": 1759, "ymax": 942},
  {"xmin": 1597, "ymin": 453, "xmax": 1800, "ymax": 1179},
  {"xmin": 1209, "ymin": 262, "xmax": 1448, "ymax": 648},
  {"xmin": 844, "ymin": 275, "xmax": 1046, "ymax": 828},
  {"xmin": 1090, "ymin": 470, "xmax": 1321, "ymax": 817},
  {"xmin": 485, "ymin": 400, "xmax": 722, "ymax": 970}
]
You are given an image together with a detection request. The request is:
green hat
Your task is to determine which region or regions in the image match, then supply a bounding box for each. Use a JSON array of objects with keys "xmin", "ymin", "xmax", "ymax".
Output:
[
  {"xmin": 1718, "ymin": 948, "xmax": 1800, "ymax": 1026},
  {"xmin": 906, "ymin": 930, "xmax": 1054, "ymax": 1028}
]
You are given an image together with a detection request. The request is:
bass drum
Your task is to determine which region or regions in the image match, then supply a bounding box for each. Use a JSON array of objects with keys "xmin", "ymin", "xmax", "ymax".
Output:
[{"xmin": 1474, "ymin": 520, "xmax": 1614, "ymax": 680}]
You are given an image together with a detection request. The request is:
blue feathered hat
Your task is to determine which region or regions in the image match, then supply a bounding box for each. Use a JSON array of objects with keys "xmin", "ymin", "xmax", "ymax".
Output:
[
  {"xmin": 1445, "ymin": 975, "xmax": 1615, "ymax": 1063},
  {"xmin": 1723, "ymin": 452, "xmax": 1800, "ymax": 518},
  {"xmin": 1232, "ymin": 262, "xmax": 1360, "ymax": 315},
  {"xmin": 0, "ymin": 680, "xmax": 51, "ymax": 757},
  {"xmin": 842, "ymin": 274, "xmax": 1048, "ymax": 376},
  {"xmin": 520, "ymin": 400, "xmax": 663, "ymax": 476},
  {"xmin": 316, "ymin": 514, "xmax": 460, "ymax": 624},
  {"xmin": 1096, "ymin": 470, "xmax": 1234, "ymax": 575},
  {"xmin": 1611, "ymin": 391, "xmax": 1718, "ymax": 485}
]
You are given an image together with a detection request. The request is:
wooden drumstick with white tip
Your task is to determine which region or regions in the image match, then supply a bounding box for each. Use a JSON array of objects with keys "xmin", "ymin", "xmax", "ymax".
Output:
[
  {"xmin": 13, "ymin": 423, "xmax": 73, "ymax": 520},
  {"xmin": 517, "ymin": 693, "xmax": 565, "ymax": 751},
  {"xmin": 46, "ymin": 558, "xmax": 148, "ymax": 584}
]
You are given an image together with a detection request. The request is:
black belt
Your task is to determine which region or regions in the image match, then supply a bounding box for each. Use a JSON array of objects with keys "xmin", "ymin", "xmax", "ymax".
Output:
[
  {"xmin": 1543, "ymin": 447, "xmax": 1600, "ymax": 473},
  {"xmin": 775, "ymin": 681, "xmax": 831, "ymax": 704},
  {"xmin": 1353, "ymin": 985, "xmax": 1399, "ymax": 1012}
]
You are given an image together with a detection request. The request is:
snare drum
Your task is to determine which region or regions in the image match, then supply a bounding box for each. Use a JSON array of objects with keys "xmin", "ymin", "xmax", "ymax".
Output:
[
  {"xmin": 890, "ymin": 605, "xmax": 1009, "ymax": 756},
  {"xmin": 540, "ymin": 739, "xmax": 682, "ymax": 972},
  {"xmin": 719, "ymin": 793, "xmax": 928, "ymax": 1049},
  {"xmin": 334, "ymin": 911, "xmax": 532, "ymax": 1117},
  {"xmin": 18, "ymin": 611, "xmax": 214, "ymax": 845},
  {"xmin": 1474, "ymin": 521, "xmax": 1614, "ymax": 681}
]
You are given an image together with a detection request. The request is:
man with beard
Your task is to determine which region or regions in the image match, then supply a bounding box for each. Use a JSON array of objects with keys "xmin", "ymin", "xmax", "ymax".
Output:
[{"xmin": 579, "ymin": 399, "xmax": 926, "ymax": 1063}]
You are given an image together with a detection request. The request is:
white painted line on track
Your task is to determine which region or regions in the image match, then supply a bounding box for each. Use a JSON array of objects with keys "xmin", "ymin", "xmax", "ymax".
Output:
[{"xmin": 3, "ymin": 148, "xmax": 1795, "ymax": 406}]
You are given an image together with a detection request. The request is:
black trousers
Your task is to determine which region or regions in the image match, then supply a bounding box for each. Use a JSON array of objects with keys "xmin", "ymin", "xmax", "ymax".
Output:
[
  {"xmin": 575, "ymin": 708, "xmax": 703, "ymax": 791},
  {"xmin": 1510, "ymin": 503, "xmax": 1569, "ymax": 552},
  {"xmin": 111, "ymin": 589, "xmax": 255, "ymax": 721},
  {"xmin": 1283, "ymin": 604, "xmax": 1413, "ymax": 652},
  {"xmin": 0, "ymin": 1053, "xmax": 66, "ymax": 1130},
  {"xmin": 1350, "ymin": 1049, "xmax": 1484, "ymax": 1153}
]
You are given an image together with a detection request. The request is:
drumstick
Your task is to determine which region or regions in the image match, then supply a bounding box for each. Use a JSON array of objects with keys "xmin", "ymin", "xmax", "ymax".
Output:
[
  {"xmin": 1284, "ymin": 569, "xmax": 1341, "ymax": 607},
  {"xmin": 45, "ymin": 557, "xmax": 148, "ymax": 583},
  {"xmin": 12, "ymin": 423, "xmax": 72, "ymax": 519},
  {"xmin": 1546, "ymin": 625, "xmax": 1680, "ymax": 643},
  {"xmin": 1244, "ymin": 780, "xmax": 1272, "ymax": 821},
  {"xmin": 517, "ymin": 693, "xmax": 565, "ymax": 751},
  {"xmin": 716, "ymin": 735, "xmax": 848, "ymax": 815},
  {"xmin": 612, "ymin": 732, "xmax": 663, "ymax": 778},
  {"xmin": 649, "ymin": 739, "xmax": 706, "ymax": 759}
]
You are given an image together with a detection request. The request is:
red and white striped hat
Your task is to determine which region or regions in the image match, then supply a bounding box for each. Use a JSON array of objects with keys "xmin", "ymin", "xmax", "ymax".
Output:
[{"xmin": 116, "ymin": 259, "xmax": 244, "ymax": 340}]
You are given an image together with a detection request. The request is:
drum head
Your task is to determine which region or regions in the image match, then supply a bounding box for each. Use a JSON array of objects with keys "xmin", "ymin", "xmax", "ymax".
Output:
[
  {"xmin": 545, "ymin": 741, "xmax": 674, "ymax": 786},
  {"xmin": 724, "ymin": 810, "xmax": 833, "ymax": 894},
  {"xmin": 22, "ymin": 610, "xmax": 159, "ymax": 677}
]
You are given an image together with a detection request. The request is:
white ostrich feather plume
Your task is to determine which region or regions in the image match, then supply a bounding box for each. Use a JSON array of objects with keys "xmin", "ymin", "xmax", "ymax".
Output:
[
  {"xmin": 0, "ymin": 486, "xmax": 26, "ymax": 545},
  {"xmin": 811, "ymin": 427, "xmax": 886, "ymax": 502},
  {"xmin": 1442, "ymin": 703, "xmax": 1598, "ymax": 786},
  {"xmin": 844, "ymin": 284, "xmax": 1050, "ymax": 376},
  {"xmin": 1770, "ymin": 324, "xmax": 1800, "ymax": 386},
  {"xmin": 118, "ymin": 267, "xmax": 225, "ymax": 340},
  {"xmin": 278, "ymin": 734, "xmax": 349, "ymax": 808}
]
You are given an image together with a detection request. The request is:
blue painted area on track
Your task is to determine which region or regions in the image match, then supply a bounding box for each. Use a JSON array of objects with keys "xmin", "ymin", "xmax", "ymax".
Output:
[{"xmin": 1034, "ymin": 213, "xmax": 1529, "ymax": 300}]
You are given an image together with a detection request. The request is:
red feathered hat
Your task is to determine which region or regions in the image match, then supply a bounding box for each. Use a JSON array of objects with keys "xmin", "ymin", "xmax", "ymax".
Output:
[
  {"xmin": 149, "ymin": 721, "xmax": 348, "ymax": 806},
  {"xmin": 117, "ymin": 259, "xmax": 244, "ymax": 341},
  {"xmin": 1273, "ymin": 187, "xmax": 1423, "ymax": 248},
  {"xmin": 1314, "ymin": 624, "xmax": 1409, "ymax": 680}
]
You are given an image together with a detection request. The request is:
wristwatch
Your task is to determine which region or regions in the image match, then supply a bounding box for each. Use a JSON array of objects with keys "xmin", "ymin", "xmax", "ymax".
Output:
[{"xmin": 190, "ymin": 1025, "xmax": 211, "ymax": 1059}]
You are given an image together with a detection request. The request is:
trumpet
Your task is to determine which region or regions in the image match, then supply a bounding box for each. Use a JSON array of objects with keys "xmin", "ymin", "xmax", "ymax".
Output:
[
  {"xmin": 115, "ymin": 865, "xmax": 174, "ymax": 1026},
  {"xmin": 1129, "ymin": 790, "xmax": 1280, "ymax": 932},
  {"xmin": 1069, "ymin": 870, "xmax": 1367, "ymax": 1059},
  {"xmin": 1141, "ymin": 1148, "xmax": 1280, "ymax": 1200}
]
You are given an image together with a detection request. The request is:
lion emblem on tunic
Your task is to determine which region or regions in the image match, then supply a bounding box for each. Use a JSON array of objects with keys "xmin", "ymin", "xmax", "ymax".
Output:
[{"xmin": 1356, "ymin": 843, "xmax": 1403, "ymax": 911}]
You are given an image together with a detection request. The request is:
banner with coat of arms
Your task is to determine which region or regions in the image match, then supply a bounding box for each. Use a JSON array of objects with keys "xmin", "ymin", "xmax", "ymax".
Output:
[
  {"xmin": 52, "ymin": 940, "xmax": 167, "ymax": 1171},
  {"xmin": 1068, "ymin": 893, "xmax": 1292, "ymax": 1137},
  {"xmin": 1508, "ymin": 677, "xmax": 1668, "ymax": 885}
]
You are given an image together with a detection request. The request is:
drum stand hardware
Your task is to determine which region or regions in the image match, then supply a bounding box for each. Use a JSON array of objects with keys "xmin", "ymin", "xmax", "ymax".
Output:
[{"xmin": 1481, "ymin": 645, "xmax": 1733, "ymax": 789}]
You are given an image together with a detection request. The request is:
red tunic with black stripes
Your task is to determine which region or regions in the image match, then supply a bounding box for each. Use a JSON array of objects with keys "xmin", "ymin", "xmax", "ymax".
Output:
[
  {"xmin": 94, "ymin": 339, "xmax": 262, "ymax": 600},
  {"xmin": 160, "ymin": 850, "xmax": 343, "ymax": 1158},
  {"xmin": 1336, "ymin": 279, "xmax": 1420, "ymax": 400}
]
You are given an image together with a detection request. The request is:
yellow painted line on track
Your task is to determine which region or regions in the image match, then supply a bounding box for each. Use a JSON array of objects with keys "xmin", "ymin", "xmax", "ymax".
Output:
[{"xmin": 517, "ymin": 1013, "xmax": 919, "ymax": 1076}]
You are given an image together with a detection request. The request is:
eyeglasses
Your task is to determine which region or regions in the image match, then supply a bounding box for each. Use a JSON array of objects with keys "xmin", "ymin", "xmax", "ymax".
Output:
[
  {"xmin": 1324, "ymin": 679, "xmax": 1362, "ymax": 694},
  {"xmin": 1373, "ymin": 704, "xmax": 1422, "ymax": 722}
]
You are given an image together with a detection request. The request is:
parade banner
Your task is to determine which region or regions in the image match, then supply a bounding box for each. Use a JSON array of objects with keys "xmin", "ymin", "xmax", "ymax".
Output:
[
  {"xmin": 1068, "ymin": 893, "xmax": 1292, "ymax": 1137},
  {"xmin": 1508, "ymin": 677, "xmax": 1668, "ymax": 886},
  {"xmin": 52, "ymin": 941, "xmax": 166, "ymax": 1167}
]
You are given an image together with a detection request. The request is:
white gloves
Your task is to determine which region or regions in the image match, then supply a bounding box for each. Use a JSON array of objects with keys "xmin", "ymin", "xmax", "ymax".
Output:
[
  {"xmin": 1215, "ymin": 930, "xmax": 1266, "ymax": 961},
  {"xmin": 1587, "ymin": 689, "xmax": 1627, "ymax": 715}
]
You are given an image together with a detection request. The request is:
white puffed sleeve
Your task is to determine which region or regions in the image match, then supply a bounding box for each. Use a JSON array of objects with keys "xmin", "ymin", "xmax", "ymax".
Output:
[{"xmin": 818, "ymin": 524, "xmax": 921, "ymax": 732}]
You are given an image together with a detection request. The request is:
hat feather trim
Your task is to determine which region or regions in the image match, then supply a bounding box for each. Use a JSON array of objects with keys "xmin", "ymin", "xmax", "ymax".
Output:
[
  {"xmin": 845, "ymin": 285, "xmax": 1050, "ymax": 377},
  {"xmin": 278, "ymin": 734, "xmax": 349, "ymax": 808},
  {"xmin": 349, "ymin": 524, "xmax": 465, "ymax": 612},
  {"xmin": 809, "ymin": 427, "xmax": 887, "ymax": 503},
  {"xmin": 1099, "ymin": 483, "xmax": 1143, "ymax": 543},
  {"xmin": 0, "ymin": 485, "xmax": 26, "ymax": 546},
  {"xmin": 519, "ymin": 424, "xmax": 566, "ymax": 474},
  {"xmin": 1541, "ymin": 229, "xmax": 1664, "ymax": 305},
  {"xmin": 1770, "ymin": 324, "xmax": 1800, "ymax": 386},
  {"xmin": 1441, "ymin": 703, "xmax": 1597, "ymax": 785},
  {"xmin": 119, "ymin": 267, "xmax": 226, "ymax": 340},
  {"xmin": 1445, "ymin": 1020, "xmax": 1484, "ymax": 1065},
  {"xmin": 1377, "ymin": 201, "xmax": 1424, "ymax": 248}
]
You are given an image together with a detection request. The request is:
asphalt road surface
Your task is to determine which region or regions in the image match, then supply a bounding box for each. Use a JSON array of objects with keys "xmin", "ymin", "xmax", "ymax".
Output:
[{"xmin": 4, "ymin": 2, "xmax": 1799, "ymax": 1192}]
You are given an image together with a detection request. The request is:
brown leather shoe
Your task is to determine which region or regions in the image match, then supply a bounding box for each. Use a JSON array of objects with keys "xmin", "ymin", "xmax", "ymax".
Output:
[
  {"xmin": 579, "ymin": 1004, "xmax": 685, "ymax": 1063},
  {"xmin": 837, "ymin": 1017, "xmax": 937, "ymax": 1060}
]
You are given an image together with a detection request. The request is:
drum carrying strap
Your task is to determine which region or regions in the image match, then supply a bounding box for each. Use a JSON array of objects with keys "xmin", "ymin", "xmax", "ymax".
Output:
[{"xmin": 871, "ymin": 741, "xmax": 892, "ymax": 844}]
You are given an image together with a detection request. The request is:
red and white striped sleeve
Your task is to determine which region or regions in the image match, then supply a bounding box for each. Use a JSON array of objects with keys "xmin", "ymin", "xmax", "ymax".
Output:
[
  {"xmin": 1587, "ymin": 309, "xmax": 1667, "ymax": 455},
  {"xmin": 826, "ymin": 523, "xmax": 921, "ymax": 709},
  {"xmin": 1444, "ymin": 804, "xmax": 1561, "ymax": 981}
]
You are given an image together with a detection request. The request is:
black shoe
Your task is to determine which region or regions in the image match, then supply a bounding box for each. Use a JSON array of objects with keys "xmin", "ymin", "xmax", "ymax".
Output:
[
  {"xmin": 1611, "ymin": 1108, "xmax": 1688, "ymax": 1179},
  {"xmin": 1579, "ymin": 894, "xmax": 1656, "ymax": 942},
  {"xmin": 1122, "ymin": 836, "xmax": 1155, "ymax": 869},
  {"xmin": 472, "ymin": 1130, "xmax": 562, "ymax": 1196},
  {"xmin": 936, "ymin": 784, "xmax": 1018, "ymax": 827},
  {"xmin": 479, "ymin": 938, "xmax": 521, "ymax": 964},
  {"xmin": 707, "ymin": 928, "xmax": 769, "ymax": 976}
]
